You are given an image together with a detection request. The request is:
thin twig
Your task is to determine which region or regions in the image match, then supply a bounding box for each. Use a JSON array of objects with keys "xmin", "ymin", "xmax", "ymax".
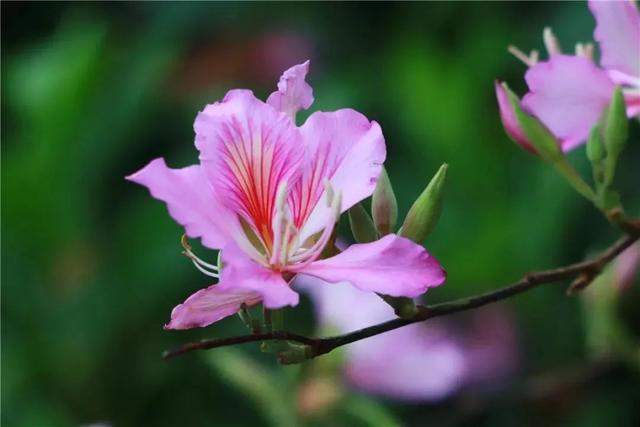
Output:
[{"xmin": 163, "ymin": 231, "xmax": 639, "ymax": 361}]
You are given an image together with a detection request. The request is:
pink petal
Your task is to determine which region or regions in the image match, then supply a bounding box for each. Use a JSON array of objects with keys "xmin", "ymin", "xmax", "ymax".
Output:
[
  {"xmin": 296, "ymin": 234, "xmax": 446, "ymax": 297},
  {"xmin": 345, "ymin": 325, "xmax": 467, "ymax": 401},
  {"xmin": 624, "ymin": 89, "xmax": 640, "ymax": 117},
  {"xmin": 589, "ymin": 0, "xmax": 640, "ymax": 77},
  {"xmin": 194, "ymin": 89, "xmax": 304, "ymax": 247},
  {"xmin": 164, "ymin": 285, "xmax": 262, "ymax": 330},
  {"xmin": 522, "ymin": 55, "xmax": 615, "ymax": 151},
  {"xmin": 266, "ymin": 60, "xmax": 314, "ymax": 121},
  {"xmin": 299, "ymin": 279, "xmax": 466, "ymax": 401},
  {"xmin": 218, "ymin": 241, "xmax": 299, "ymax": 308},
  {"xmin": 291, "ymin": 109, "xmax": 385, "ymax": 240},
  {"xmin": 615, "ymin": 243, "xmax": 640, "ymax": 292},
  {"xmin": 126, "ymin": 158, "xmax": 234, "ymax": 249},
  {"xmin": 494, "ymin": 81, "xmax": 537, "ymax": 153}
]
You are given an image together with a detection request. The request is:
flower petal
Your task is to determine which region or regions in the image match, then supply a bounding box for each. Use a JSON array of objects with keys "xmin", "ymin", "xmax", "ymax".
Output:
[
  {"xmin": 522, "ymin": 55, "xmax": 615, "ymax": 151},
  {"xmin": 291, "ymin": 109, "xmax": 385, "ymax": 240},
  {"xmin": 126, "ymin": 158, "xmax": 233, "ymax": 249},
  {"xmin": 494, "ymin": 81, "xmax": 536, "ymax": 153},
  {"xmin": 218, "ymin": 241, "xmax": 299, "ymax": 308},
  {"xmin": 194, "ymin": 89, "xmax": 304, "ymax": 247},
  {"xmin": 266, "ymin": 60, "xmax": 314, "ymax": 121},
  {"xmin": 299, "ymin": 279, "xmax": 466, "ymax": 401},
  {"xmin": 296, "ymin": 234, "xmax": 445, "ymax": 297},
  {"xmin": 589, "ymin": 0, "xmax": 640, "ymax": 77},
  {"xmin": 164, "ymin": 285, "xmax": 262, "ymax": 330},
  {"xmin": 345, "ymin": 324, "xmax": 467, "ymax": 401}
]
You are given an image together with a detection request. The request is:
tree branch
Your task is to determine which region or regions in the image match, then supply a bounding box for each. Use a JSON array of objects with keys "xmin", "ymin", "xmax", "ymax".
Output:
[{"xmin": 163, "ymin": 231, "xmax": 639, "ymax": 361}]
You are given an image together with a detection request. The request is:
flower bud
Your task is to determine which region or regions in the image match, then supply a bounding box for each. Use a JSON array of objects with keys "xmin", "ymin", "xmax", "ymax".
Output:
[
  {"xmin": 586, "ymin": 125, "xmax": 605, "ymax": 165},
  {"xmin": 400, "ymin": 164, "xmax": 448, "ymax": 244},
  {"xmin": 500, "ymin": 83, "xmax": 564, "ymax": 163},
  {"xmin": 372, "ymin": 167, "xmax": 398, "ymax": 236},
  {"xmin": 601, "ymin": 87, "xmax": 628, "ymax": 186},
  {"xmin": 348, "ymin": 203, "xmax": 378, "ymax": 243}
]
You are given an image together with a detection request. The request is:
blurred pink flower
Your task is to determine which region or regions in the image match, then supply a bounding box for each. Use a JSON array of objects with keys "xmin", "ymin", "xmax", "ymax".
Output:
[
  {"xmin": 302, "ymin": 277, "xmax": 518, "ymax": 401},
  {"xmin": 615, "ymin": 243, "xmax": 640, "ymax": 292},
  {"xmin": 496, "ymin": 0, "xmax": 640, "ymax": 153},
  {"xmin": 127, "ymin": 62, "xmax": 446, "ymax": 330}
]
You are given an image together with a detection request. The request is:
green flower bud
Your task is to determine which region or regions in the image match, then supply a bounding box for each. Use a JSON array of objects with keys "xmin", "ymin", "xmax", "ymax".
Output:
[
  {"xmin": 601, "ymin": 87, "xmax": 628, "ymax": 186},
  {"xmin": 502, "ymin": 83, "xmax": 564, "ymax": 163},
  {"xmin": 587, "ymin": 125, "xmax": 605, "ymax": 165},
  {"xmin": 400, "ymin": 163, "xmax": 448, "ymax": 244},
  {"xmin": 348, "ymin": 203, "xmax": 378, "ymax": 243},
  {"xmin": 372, "ymin": 167, "xmax": 398, "ymax": 236}
]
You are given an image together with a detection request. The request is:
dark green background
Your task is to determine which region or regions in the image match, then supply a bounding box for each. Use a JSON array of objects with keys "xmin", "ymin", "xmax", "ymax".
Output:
[{"xmin": 2, "ymin": 2, "xmax": 639, "ymax": 426}]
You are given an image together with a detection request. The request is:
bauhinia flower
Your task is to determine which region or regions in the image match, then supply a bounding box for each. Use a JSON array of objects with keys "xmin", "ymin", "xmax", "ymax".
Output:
[
  {"xmin": 496, "ymin": 0, "xmax": 640, "ymax": 153},
  {"xmin": 301, "ymin": 276, "xmax": 518, "ymax": 401},
  {"xmin": 127, "ymin": 61, "xmax": 446, "ymax": 330}
]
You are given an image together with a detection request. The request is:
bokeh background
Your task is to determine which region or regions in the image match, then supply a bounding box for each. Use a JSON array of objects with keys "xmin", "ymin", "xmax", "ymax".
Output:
[{"xmin": 2, "ymin": 2, "xmax": 639, "ymax": 426}]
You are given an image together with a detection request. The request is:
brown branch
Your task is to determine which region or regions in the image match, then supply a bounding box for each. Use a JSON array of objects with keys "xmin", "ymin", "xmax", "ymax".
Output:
[{"xmin": 163, "ymin": 231, "xmax": 639, "ymax": 361}]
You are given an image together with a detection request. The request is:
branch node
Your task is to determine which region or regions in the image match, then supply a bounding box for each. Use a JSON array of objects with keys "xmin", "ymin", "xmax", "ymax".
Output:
[{"xmin": 566, "ymin": 272, "xmax": 596, "ymax": 295}]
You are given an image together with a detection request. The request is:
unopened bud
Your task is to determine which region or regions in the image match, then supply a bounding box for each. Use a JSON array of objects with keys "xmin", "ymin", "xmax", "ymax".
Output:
[
  {"xmin": 586, "ymin": 125, "xmax": 605, "ymax": 165},
  {"xmin": 602, "ymin": 87, "xmax": 628, "ymax": 186},
  {"xmin": 400, "ymin": 164, "xmax": 448, "ymax": 243},
  {"xmin": 501, "ymin": 83, "xmax": 564, "ymax": 163},
  {"xmin": 372, "ymin": 167, "xmax": 398, "ymax": 236},
  {"xmin": 348, "ymin": 203, "xmax": 378, "ymax": 243}
]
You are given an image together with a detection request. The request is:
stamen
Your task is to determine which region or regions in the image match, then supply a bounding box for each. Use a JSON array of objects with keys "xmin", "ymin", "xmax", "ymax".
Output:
[
  {"xmin": 508, "ymin": 45, "xmax": 538, "ymax": 67},
  {"xmin": 543, "ymin": 27, "xmax": 562, "ymax": 56},
  {"xmin": 270, "ymin": 181, "xmax": 290, "ymax": 266},
  {"xmin": 324, "ymin": 180, "xmax": 334, "ymax": 207},
  {"xmin": 279, "ymin": 222, "xmax": 296, "ymax": 266},
  {"xmin": 575, "ymin": 42, "xmax": 594, "ymax": 61},
  {"xmin": 180, "ymin": 234, "xmax": 220, "ymax": 278},
  {"xmin": 288, "ymin": 188, "xmax": 342, "ymax": 267},
  {"xmin": 190, "ymin": 259, "xmax": 219, "ymax": 278}
]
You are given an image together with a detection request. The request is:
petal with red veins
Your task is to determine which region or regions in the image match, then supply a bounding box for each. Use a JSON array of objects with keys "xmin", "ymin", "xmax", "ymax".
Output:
[
  {"xmin": 291, "ymin": 109, "xmax": 385, "ymax": 241},
  {"xmin": 218, "ymin": 241, "xmax": 299, "ymax": 309},
  {"xmin": 589, "ymin": 0, "xmax": 640, "ymax": 77},
  {"xmin": 164, "ymin": 286, "xmax": 262, "ymax": 330},
  {"xmin": 194, "ymin": 89, "xmax": 304, "ymax": 247},
  {"xmin": 266, "ymin": 60, "xmax": 314, "ymax": 121},
  {"xmin": 295, "ymin": 234, "xmax": 446, "ymax": 298},
  {"xmin": 522, "ymin": 55, "xmax": 615, "ymax": 152},
  {"xmin": 126, "ymin": 158, "xmax": 234, "ymax": 249}
]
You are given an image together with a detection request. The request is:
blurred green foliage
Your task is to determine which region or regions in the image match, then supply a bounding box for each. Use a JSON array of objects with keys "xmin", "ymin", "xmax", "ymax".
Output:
[{"xmin": 2, "ymin": 2, "xmax": 639, "ymax": 426}]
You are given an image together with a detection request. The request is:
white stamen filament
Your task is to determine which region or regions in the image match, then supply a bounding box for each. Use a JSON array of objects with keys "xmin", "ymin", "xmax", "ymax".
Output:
[
  {"xmin": 190, "ymin": 259, "xmax": 219, "ymax": 278},
  {"xmin": 288, "ymin": 189, "xmax": 342, "ymax": 267},
  {"xmin": 543, "ymin": 27, "xmax": 561, "ymax": 56},
  {"xmin": 270, "ymin": 181, "xmax": 291, "ymax": 266},
  {"xmin": 575, "ymin": 42, "xmax": 594, "ymax": 61},
  {"xmin": 279, "ymin": 222, "xmax": 295, "ymax": 266},
  {"xmin": 508, "ymin": 45, "xmax": 539, "ymax": 67},
  {"xmin": 181, "ymin": 234, "xmax": 219, "ymax": 278}
]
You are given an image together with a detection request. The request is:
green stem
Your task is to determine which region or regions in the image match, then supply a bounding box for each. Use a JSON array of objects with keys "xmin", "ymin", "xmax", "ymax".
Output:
[{"xmin": 553, "ymin": 158, "xmax": 596, "ymax": 202}]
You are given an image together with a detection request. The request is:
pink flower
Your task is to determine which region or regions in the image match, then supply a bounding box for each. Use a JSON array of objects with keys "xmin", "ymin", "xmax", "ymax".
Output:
[
  {"xmin": 127, "ymin": 61, "xmax": 446, "ymax": 329},
  {"xmin": 614, "ymin": 243, "xmax": 639, "ymax": 292},
  {"xmin": 497, "ymin": 0, "xmax": 640, "ymax": 153},
  {"xmin": 302, "ymin": 277, "xmax": 518, "ymax": 401}
]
